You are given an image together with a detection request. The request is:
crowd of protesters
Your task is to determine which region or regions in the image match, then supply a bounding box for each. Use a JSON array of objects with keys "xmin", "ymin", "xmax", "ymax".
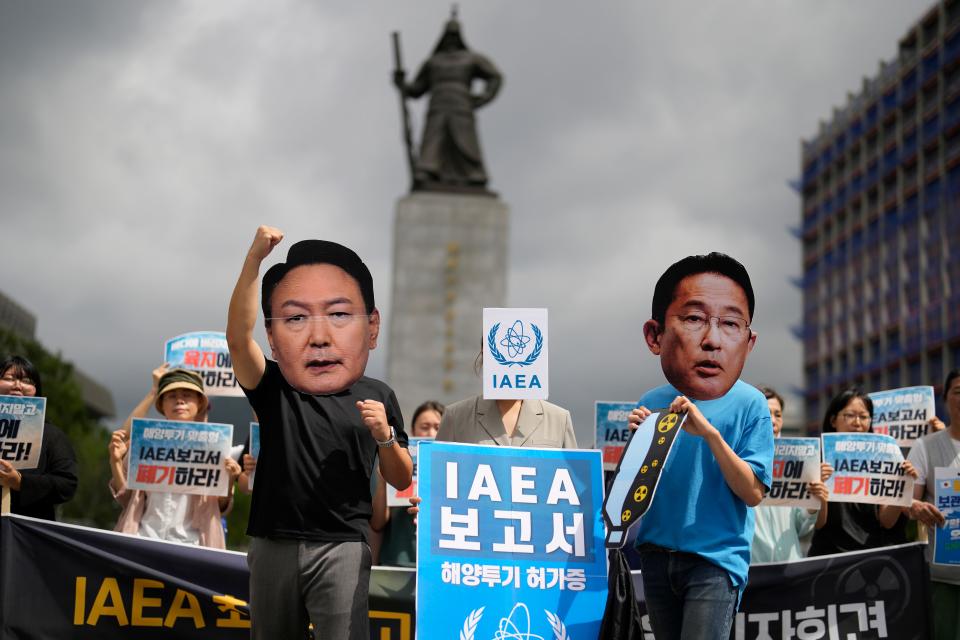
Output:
[{"xmin": 2, "ymin": 232, "xmax": 959, "ymax": 639}]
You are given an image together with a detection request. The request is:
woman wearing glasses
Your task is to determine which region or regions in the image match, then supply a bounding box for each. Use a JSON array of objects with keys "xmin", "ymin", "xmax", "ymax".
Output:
[
  {"xmin": 808, "ymin": 388, "xmax": 912, "ymax": 556},
  {"xmin": 0, "ymin": 355, "xmax": 78, "ymax": 520}
]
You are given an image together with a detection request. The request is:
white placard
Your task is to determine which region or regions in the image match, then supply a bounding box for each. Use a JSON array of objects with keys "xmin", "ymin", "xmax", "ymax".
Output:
[{"xmin": 482, "ymin": 308, "xmax": 548, "ymax": 400}]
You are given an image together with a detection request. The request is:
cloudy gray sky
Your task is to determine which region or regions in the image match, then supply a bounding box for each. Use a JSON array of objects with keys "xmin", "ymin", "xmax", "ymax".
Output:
[{"xmin": 1, "ymin": 0, "xmax": 932, "ymax": 444}]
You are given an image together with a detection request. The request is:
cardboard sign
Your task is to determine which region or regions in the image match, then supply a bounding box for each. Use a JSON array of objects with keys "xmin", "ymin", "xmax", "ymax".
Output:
[
  {"xmin": 128, "ymin": 418, "xmax": 234, "ymax": 497},
  {"xmin": 416, "ymin": 441, "xmax": 606, "ymax": 640},
  {"xmin": 602, "ymin": 410, "xmax": 686, "ymax": 548},
  {"xmin": 868, "ymin": 386, "xmax": 936, "ymax": 447},
  {"xmin": 594, "ymin": 401, "xmax": 635, "ymax": 471},
  {"xmin": 164, "ymin": 331, "xmax": 243, "ymax": 397},
  {"xmin": 762, "ymin": 437, "xmax": 822, "ymax": 509},
  {"xmin": 0, "ymin": 395, "xmax": 45, "ymax": 470},
  {"xmin": 822, "ymin": 433, "xmax": 913, "ymax": 507},
  {"xmin": 482, "ymin": 308, "xmax": 548, "ymax": 400}
]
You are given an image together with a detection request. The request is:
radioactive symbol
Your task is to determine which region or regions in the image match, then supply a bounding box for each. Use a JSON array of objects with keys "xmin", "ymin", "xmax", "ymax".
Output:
[
  {"xmin": 651, "ymin": 459, "xmax": 659, "ymax": 468},
  {"xmin": 641, "ymin": 465, "xmax": 649, "ymax": 474},
  {"xmin": 657, "ymin": 436, "xmax": 666, "ymax": 445},
  {"xmin": 621, "ymin": 509, "xmax": 632, "ymax": 522},
  {"xmin": 658, "ymin": 413, "xmax": 679, "ymax": 432},
  {"xmin": 633, "ymin": 485, "xmax": 648, "ymax": 502}
]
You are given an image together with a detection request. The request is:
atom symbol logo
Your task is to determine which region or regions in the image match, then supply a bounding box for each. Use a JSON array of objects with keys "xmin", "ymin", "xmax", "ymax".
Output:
[
  {"xmin": 491, "ymin": 603, "xmax": 545, "ymax": 640},
  {"xmin": 499, "ymin": 320, "xmax": 532, "ymax": 358},
  {"xmin": 487, "ymin": 322, "xmax": 543, "ymax": 367}
]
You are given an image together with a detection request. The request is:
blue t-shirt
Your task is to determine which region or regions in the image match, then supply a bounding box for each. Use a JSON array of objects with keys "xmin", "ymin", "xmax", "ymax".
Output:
[{"xmin": 635, "ymin": 380, "xmax": 773, "ymax": 591}]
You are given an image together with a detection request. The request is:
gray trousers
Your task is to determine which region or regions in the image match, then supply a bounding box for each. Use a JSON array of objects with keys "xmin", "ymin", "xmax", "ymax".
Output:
[{"xmin": 247, "ymin": 537, "xmax": 371, "ymax": 640}]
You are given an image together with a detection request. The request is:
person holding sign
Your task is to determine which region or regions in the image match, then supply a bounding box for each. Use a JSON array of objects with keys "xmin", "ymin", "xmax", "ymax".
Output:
[
  {"xmin": 227, "ymin": 226, "xmax": 412, "ymax": 640},
  {"xmin": 750, "ymin": 387, "xmax": 831, "ymax": 563},
  {"xmin": 0, "ymin": 355, "xmax": 77, "ymax": 520},
  {"xmin": 405, "ymin": 351, "xmax": 578, "ymax": 526},
  {"xmin": 437, "ymin": 335, "xmax": 576, "ymax": 449},
  {"xmin": 809, "ymin": 388, "xmax": 915, "ymax": 556},
  {"xmin": 627, "ymin": 253, "xmax": 773, "ymax": 640},
  {"xmin": 108, "ymin": 366, "xmax": 241, "ymax": 548},
  {"xmin": 901, "ymin": 370, "xmax": 960, "ymax": 640}
]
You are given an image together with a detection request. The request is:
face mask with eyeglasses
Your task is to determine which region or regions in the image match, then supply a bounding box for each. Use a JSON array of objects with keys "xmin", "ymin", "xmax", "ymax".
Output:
[
  {"xmin": 266, "ymin": 314, "xmax": 372, "ymax": 332},
  {"xmin": 673, "ymin": 313, "xmax": 750, "ymax": 340}
]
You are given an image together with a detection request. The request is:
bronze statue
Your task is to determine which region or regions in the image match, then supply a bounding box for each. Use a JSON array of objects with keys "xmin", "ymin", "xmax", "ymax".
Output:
[{"xmin": 393, "ymin": 11, "xmax": 502, "ymax": 194}]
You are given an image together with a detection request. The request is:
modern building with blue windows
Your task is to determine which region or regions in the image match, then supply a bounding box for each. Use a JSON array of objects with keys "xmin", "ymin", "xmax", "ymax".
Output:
[{"xmin": 799, "ymin": 0, "xmax": 960, "ymax": 429}]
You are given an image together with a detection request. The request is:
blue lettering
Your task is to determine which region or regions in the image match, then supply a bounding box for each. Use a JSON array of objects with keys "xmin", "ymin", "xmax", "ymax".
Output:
[{"xmin": 492, "ymin": 373, "xmax": 542, "ymax": 389}]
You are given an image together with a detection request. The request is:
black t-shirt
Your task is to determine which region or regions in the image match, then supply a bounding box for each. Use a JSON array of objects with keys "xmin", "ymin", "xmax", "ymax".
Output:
[
  {"xmin": 808, "ymin": 501, "xmax": 908, "ymax": 556},
  {"xmin": 13, "ymin": 422, "xmax": 78, "ymax": 521},
  {"xmin": 242, "ymin": 360, "xmax": 407, "ymax": 541}
]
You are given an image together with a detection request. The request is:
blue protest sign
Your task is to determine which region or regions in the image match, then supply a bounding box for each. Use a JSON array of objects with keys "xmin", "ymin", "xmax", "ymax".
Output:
[
  {"xmin": 762, "ymin": 437, "xmax": 821, "ymax": 509},
  {"xmin": 822, "ymin": 433, "xmax": 912, "ymax": 506},
  {"xmin": 416, "ymin": 441, "xmax": 606, "ymax": 639},
  {"xmin": 164, "ymin": 331, "xmax": 242, "ymax": 397},
  {"xmin": 868, "ymin": 386, "xmax": 936, "ymax": 447},
  {"xmin": 128, "ymin": 418, "xmax": 234, "ymax": 497},
  {"xmin": 934, "ymin": 467, "xmax": 960, "ymax": 566},
  {"xmin": 594, "ymin": 401, "xmax": 635, "ymax": 471},
  {"xmin": 0, "ymin": 395, "xmax": 45, "ymax": 470}
]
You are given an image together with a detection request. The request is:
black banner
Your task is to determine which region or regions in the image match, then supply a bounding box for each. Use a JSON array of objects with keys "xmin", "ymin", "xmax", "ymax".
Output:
[
  {"xmin": 0, "ymin": 515, "xmax": 931, "ymax": 639},
  {"xmin": 0, "ymin": 515, "xmax": 413, "ymax": 639},
  {"xmin": 632, "ymin": 542, "xmax": 932, "ymax": 639}
]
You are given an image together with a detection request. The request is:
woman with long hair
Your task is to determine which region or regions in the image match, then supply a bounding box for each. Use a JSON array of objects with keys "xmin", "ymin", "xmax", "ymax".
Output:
[{"xmin": 808, "ymin": 388, "xmax": 911, "ymax": 556}]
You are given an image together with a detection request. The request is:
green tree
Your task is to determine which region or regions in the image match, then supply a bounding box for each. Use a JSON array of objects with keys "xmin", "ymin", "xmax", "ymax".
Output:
[{"xmin": 225, "ymin": 489, "xmax": 252, "ymax": 550}]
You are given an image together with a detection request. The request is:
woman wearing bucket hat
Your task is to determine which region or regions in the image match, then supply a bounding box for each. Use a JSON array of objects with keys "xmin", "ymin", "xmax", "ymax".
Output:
[{"xmin": 108, "ymin": 364, "xmax": 241, "ymax": 549}]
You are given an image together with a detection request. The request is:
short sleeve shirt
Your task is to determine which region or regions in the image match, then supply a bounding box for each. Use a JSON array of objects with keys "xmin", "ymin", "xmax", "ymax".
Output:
[
  {"xmin": 907, "ymin": 436, "xmax": 960, "ymax": 488},
  {"xmin": 241, "ymin": 360, "xmax": 407, "ymax": 541},
  {"xmin": 635, "ymin": 380, "xmax": 774, "ymax": 590}
]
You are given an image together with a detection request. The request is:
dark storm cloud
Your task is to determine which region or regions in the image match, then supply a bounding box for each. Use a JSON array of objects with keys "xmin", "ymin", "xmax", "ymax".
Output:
[{"xmin": 0, "ymin": 0, "xmax": 933, "ymax": 443}]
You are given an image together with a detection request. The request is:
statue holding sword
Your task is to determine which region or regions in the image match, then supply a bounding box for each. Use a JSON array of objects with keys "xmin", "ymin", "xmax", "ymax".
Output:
[{"xmin": 392, "ymin": 9, "xmax": 503, "ymax": 194}]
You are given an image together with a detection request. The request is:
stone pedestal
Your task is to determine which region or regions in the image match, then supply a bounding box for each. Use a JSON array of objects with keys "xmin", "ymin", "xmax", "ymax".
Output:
[{"xmin": 387, "ymin": 192, "xmax": 509, "ymax": 422}]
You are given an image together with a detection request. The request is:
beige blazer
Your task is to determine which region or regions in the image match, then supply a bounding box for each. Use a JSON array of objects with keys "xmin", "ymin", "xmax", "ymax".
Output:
[{"xmin": 435, "ymin": 396, "xmax": 578, "ymax": 449}]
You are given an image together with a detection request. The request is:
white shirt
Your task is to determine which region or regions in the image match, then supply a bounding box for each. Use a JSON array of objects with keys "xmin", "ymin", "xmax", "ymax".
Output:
[
  {"xmin": 907, "ymin": 435, "xmax": 960, "ymax": 485},
  {"xmin": 138, "ymin": 491, "xmax": 201, "ymax": 545}
]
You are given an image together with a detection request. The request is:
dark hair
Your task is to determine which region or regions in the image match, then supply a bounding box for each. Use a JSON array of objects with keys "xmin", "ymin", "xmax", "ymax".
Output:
[
  {"xmin": 0, "ymin": 355, "xmax": 42, "ymax": 397},
  {"xmin": 760, "ymin": 386, "xmax": 784, "ymax": 410},
  {"xmin": 945, "ymin": 369, "xmax": 960, "ymax": 401},
  {"xmin": 261, "ymin": 239, "xmax": 375, "ymax": 323},
  {"xmin": 411, "ymin": 400, "xmax": 445, "ymax": 427},
  {"xmin": 651, "ymin": 252, "xmax": 755, "ymax": 325},
  {"xmin": 822, "ymin": 388, "xmax": 873, "ymax": 433}
]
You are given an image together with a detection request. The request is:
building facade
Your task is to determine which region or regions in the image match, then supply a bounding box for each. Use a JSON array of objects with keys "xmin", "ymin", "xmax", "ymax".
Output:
[{"xmin": 800, "ymin": 0, "xmax": 960, "ymax": 429}]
